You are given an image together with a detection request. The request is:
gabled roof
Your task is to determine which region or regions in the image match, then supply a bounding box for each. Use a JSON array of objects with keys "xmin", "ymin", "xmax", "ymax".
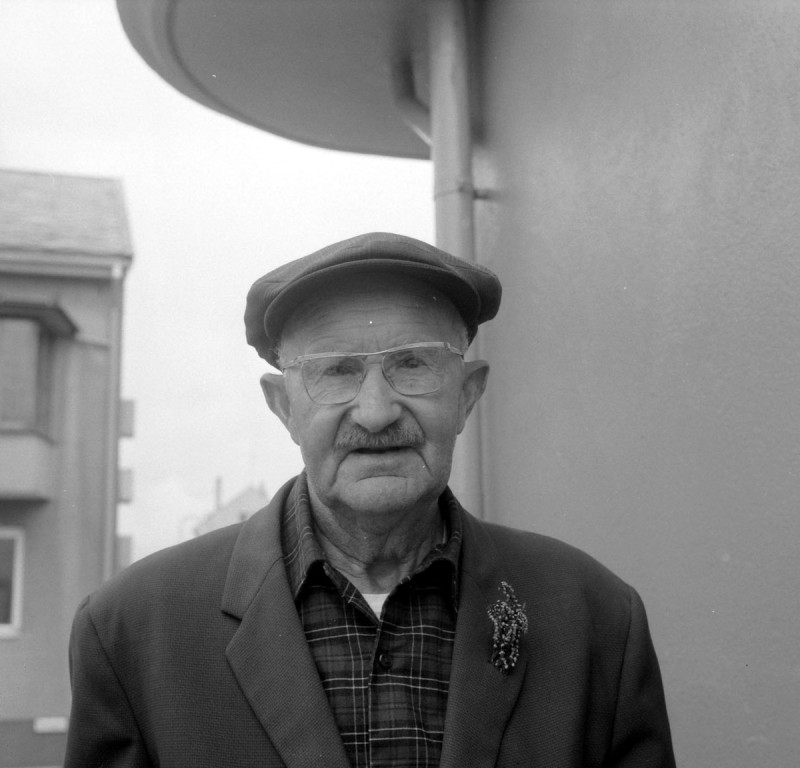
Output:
[
  {"xmin": 116, "ymin": 0, "xmax": 431, "ymax": 159},
  {"xmin": 0, "ymin": 169, "xmax": 132, "ymax": 257}
]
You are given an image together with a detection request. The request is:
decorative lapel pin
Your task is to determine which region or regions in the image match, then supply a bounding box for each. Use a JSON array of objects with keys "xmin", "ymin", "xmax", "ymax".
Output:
[{"xmin": 488, "ymin": 581, "xmax": 528, "ymax": 674}]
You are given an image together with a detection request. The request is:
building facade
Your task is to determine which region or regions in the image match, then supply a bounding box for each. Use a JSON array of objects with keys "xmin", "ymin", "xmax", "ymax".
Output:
[{"xmin": 0, "ymin": 169, "xmax": 132, "ymax": 767}]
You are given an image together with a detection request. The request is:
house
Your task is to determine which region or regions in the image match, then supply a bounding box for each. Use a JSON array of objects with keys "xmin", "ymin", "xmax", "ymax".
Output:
[
  {"xmin": 0, "ymin": 169, "xmax": 132, "ymax": 767},
  {"xmin": 193, "ymin": 480, "xmax": 270, "ymax": 537}
]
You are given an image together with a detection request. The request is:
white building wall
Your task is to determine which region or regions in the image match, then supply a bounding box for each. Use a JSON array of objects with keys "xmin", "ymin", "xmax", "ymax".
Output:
[{"xmin": 472, "ymin": 3, "xmax": 800, "ymax": 766}]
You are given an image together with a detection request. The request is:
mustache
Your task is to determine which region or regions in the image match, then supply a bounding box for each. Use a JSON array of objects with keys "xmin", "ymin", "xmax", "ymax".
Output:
[{"xmin": 335, "ymin": 422, "xmax": 424, "ymax": 451}]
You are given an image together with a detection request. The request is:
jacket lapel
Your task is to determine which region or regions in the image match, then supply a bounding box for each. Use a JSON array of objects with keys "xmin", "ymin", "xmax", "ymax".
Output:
[
  {"xmin": 221, "ymin": 481, "xmax": 350, "ymax": 768},
  {"xmin": 439, "ymin": 509, "xmax": 529, "ymax": 768}
]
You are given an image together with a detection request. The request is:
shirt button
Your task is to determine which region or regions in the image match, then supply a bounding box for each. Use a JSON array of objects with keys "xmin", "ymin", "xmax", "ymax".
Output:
[{"xmin": 377, "ymin": 652, "xmax": 393, "ymax": 670}]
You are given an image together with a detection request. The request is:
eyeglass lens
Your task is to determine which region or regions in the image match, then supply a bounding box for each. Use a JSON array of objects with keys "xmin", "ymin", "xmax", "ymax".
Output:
[{"xmin": 301, "ymin": 346, "xmax": 450, "ymax": 404}]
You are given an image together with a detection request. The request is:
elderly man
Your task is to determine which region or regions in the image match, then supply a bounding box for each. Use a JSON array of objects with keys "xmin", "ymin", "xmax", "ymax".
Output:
[{"xmin": 65, "ymin": 233, "xmax": 675, "ymax": 767}]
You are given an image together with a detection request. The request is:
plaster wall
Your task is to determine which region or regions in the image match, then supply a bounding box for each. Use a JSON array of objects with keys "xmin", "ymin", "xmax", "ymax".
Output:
[{"xmin": 471, "ymin": 2, "xmax": 800, "ymax": 766}]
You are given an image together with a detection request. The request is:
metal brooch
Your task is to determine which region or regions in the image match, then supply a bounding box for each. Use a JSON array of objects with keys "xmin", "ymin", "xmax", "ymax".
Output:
[{"xmin": 488, "ymin": 581, "xmax": 528, "ymax": 674}]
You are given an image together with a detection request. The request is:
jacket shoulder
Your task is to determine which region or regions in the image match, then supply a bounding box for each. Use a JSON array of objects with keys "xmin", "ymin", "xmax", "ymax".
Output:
[
  {"xmin": 82, "ymin": 523, "xmax": 243, "ymax": 621},
  {"xmin": 464, "ymin": 514, "xmax": 637, "ymax": 614}
]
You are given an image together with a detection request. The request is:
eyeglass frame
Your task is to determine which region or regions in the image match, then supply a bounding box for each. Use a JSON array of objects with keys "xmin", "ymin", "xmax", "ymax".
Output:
[{"xmin": 280, "ymin": 341, "xmax": 465, "ymax": 404}]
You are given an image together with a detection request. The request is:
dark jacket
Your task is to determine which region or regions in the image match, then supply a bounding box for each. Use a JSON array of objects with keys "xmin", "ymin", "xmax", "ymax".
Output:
[{"xmin": 65, "ymin": 477, "xmax": 675, "ymax": 767}]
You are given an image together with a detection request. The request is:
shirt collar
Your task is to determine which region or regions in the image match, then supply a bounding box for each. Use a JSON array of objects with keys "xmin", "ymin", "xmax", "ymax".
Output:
[{"xmin": 281, "ymin": 472, "xmax": 462, "ymax": 606}]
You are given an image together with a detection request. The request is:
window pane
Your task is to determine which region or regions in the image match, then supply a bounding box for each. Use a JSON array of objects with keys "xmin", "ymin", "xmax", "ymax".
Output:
[
  {"xmin": 0, "ymin": 537, "xmax": 15, "ymax": 625},
  {"xmin": 0, "ymin": 319, "xmax": 39, "ymax": 426}
]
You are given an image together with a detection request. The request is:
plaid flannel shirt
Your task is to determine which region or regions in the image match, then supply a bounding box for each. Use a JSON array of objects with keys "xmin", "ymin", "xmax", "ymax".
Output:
[{"xmin": 281, "ymin": 474, "xmax": 462, "ymax": 768}]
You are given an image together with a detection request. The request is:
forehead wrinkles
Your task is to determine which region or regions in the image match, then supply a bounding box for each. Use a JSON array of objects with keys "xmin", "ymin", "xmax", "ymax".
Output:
[{"xmin": 279, "ymin": 274, "xmax": 466, "ymax": 354}]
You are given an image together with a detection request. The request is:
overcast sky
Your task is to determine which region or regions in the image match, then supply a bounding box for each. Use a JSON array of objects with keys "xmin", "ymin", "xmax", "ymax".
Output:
[{"xmin": 1, "ymin": 0, "xmax": 434, "ymax": 560}]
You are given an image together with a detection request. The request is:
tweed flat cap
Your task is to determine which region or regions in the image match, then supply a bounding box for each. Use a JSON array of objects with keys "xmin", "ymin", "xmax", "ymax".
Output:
[{"xmin": 245, "ymin": 232, "xmax": 501, "ymax": 367}]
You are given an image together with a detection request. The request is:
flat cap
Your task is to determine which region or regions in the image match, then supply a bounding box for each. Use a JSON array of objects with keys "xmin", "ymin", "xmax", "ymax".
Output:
[{"xmin": 245, "ymin": 232, "xmax": 501, "ymax": 367}]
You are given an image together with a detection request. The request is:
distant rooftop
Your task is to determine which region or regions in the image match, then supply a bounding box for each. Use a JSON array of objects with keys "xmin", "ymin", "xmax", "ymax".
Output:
[
  {"xmin": 0, "ymin": 169, "xmax": 132, "ymax": 257},
  {"xmin": 194, "ymin": 483, "xmax": 271, "ymax": 537}
]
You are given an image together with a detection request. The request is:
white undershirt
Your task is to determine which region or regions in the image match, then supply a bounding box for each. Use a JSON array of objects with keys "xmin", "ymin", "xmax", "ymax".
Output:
[{"xmin": 363, "ymin": 592, "xmax": 391, "ymax": 617}]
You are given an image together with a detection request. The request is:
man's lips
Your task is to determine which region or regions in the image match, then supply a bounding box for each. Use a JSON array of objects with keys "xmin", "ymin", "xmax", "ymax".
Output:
[{"xmin": 344, "ymin": 447, "xmax": 417, "ymax": 473}]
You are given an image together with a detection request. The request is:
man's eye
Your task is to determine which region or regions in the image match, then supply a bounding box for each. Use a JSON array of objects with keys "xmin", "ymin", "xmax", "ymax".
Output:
[
  {"xmin": 320, "ymin": 358, "xmax": 361, "ymax": 377},
  {"xmin": 393, "ymin": 352, "xmax": 431, "ymax": 370}
]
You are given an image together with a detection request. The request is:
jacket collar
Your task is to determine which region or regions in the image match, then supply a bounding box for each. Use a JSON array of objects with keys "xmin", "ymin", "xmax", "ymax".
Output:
[
  {"xmin": 438, "ymin": 508, "xmax": 530, "ymax": 768},
  {"xmin": 222, "ymin": 478, "xmax": 351, "ymax": 768}
]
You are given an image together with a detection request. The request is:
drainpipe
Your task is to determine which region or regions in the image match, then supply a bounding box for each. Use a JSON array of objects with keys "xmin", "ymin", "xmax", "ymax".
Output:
[
  {"xmin": 393, "ymin": 0, "xmax": 485, "ymax": 516},
  {"xmin": 429, "ymin": 0, "xmax": 475, "ymax": 261},
  {"xmin": 103, "ymin": 260, "xmax": 126, "ymax": 580}
]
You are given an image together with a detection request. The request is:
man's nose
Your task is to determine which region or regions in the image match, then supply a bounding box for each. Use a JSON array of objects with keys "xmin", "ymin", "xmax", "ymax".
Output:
[{"xmin": 350, "ymin": 363, "xmax": 402, "ymax": 432}]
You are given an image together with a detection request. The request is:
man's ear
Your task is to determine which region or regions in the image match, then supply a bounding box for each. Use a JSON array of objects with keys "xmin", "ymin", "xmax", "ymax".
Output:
[
  {"xmin": 260, "ymin": 373, "xmax": 299, "ymax": 445},
  {"xmin": 457, "ymin": 360, "xmax": 489, "ymax": 433}
]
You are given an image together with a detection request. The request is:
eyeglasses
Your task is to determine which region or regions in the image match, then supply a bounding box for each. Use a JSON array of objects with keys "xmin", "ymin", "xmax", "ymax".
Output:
[{"xmin": 281, "ymin": 341, "xmax": 465, "ymax": 405}]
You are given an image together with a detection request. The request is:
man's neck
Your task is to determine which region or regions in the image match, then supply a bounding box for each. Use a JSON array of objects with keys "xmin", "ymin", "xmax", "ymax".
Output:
[{"xmin": 310, "ymin": 499, "xmax": 444, "ymax": 595}]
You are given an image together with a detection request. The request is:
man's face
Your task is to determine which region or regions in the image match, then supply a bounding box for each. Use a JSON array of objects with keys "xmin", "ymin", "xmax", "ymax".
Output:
[{"xmin": 261, "ymin": 274, "xmax": 488, "ymax": 521}]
